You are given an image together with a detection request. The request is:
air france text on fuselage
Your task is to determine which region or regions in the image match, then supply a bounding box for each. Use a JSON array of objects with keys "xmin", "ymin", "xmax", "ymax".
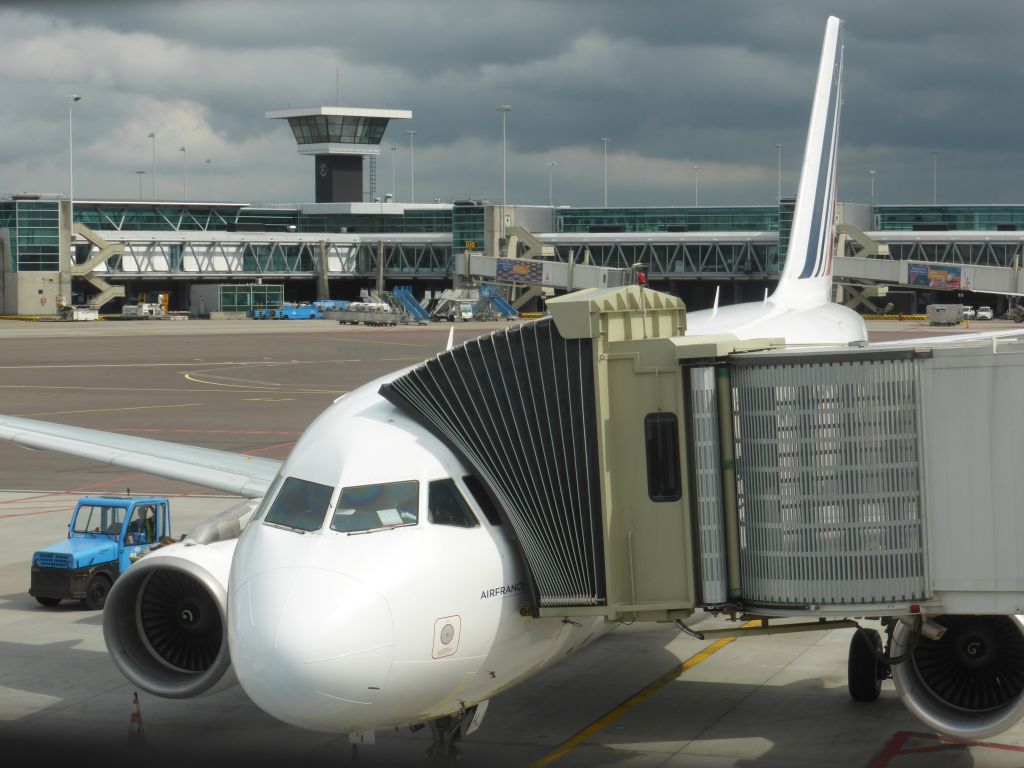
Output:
[{"xmin": 481, "ymin": 582, "xmax": 523, "ymax": 600}]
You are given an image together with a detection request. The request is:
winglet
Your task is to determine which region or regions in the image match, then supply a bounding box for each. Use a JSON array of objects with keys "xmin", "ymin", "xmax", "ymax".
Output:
[
  {"xmin": 446, "ymin": 326, "xmax": 455, "ymax": 351},
  {"xmin": 772, "ymin": 16, "xmax": 844, "ymax": 309},
  {"xmin": 711, "ymin": 285, "xmax": 720, "ymax": 318}
]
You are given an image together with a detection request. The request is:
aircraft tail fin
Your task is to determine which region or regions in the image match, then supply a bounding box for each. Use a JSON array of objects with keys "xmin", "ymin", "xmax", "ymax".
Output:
[{"xmin": 772, "ymin": 16, "xmax": 844, "ymax": 309}]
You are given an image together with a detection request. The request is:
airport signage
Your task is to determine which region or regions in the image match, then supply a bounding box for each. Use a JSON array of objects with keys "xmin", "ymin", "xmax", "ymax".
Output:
[{"xmin": 909, "ymin": 262, "xmax": 961, "ymax": 289}]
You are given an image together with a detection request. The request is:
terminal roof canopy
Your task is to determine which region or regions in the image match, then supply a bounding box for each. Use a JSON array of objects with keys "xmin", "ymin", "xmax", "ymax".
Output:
[{"xmin": 266, "ymin": 107, "xmax": 412, "ymax": 156}]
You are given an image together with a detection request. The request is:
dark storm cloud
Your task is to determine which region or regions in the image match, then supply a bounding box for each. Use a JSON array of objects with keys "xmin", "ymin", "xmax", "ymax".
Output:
[{"xmin": 2, "ymin": 0, "xmax": 1023, "ymax": 205}]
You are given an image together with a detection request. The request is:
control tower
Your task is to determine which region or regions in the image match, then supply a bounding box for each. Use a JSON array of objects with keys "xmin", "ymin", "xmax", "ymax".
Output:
[{"xmin": 266, "ymin": 106, "xmax": 412, "ymax": 203}]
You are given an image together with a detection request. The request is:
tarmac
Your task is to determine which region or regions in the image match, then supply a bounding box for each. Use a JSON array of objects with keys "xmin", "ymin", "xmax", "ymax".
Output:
[{"xmin": 1, "ymin": 315, "xmax": 1023, "ymax": 767}]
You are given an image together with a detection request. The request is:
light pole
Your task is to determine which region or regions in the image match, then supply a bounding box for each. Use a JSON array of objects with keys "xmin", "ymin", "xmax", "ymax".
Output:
[
  {"xmin": 68, "ymin": 94, "xmax": 81, "ymax": 234},
  {"xmin": 496, "ymin": 105, "xmax": 511, "ymax": 207},
  {"xmin": 390, "ymin": 145, "xmax": 397, "ymax": 201},
  {"xmin": 205, "ymin": 158, "xmax": 213, "ymax": 200},
  {"xmin": 135, "ymin": 170, "xmax": 146, "ymax": 200},
  {"xmin": 869, "ymin": 169, "xmax": 877, "ymax": 206},
  {"xmin": 147, "ymin": 132, "xmax": 156, "ymax": 199},
  {"xmin": 547, "ymin": 161, "xmax": 558, "ymax": 207},
  {"xmin": 404, "ymin": 130, "xmax": 416, "ymax": 203},
  {"xmin": 775, "ymin": 143, "xmax": 783, "ymax": 200},
  {"xmin": 601, "ymin": 137, "xmax": 610, "ymax": 207},
  {"xmin": 693, "ymin": 164, "xmax": 702, "ymax": 206},
  {"xmin": 179, "ymin": 146, "xmax": 187, "ymax": 200},
  {"xmin": 931, "ymin": 150, "xmax": 939, "ymax": 205}
]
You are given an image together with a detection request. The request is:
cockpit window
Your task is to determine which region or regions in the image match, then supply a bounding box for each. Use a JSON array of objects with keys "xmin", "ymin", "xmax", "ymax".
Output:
[
  {"xmin": 330, "ymin": 480, "xmax": 419, "ymax": 533},
  {"xmin": 428, "ymin": 479, "xmax": 479, "ymax": 528},
  {"xmin": 462, "ymin": 475, "xmax": 502, "ymax": 526},
  {"xmin": 264, "ymin": 477, "xmax": 334, "ymax": 532}
]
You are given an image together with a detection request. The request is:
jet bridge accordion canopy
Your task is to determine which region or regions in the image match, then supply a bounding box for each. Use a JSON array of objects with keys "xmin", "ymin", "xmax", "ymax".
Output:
[
  {"xmin": 380, "ymin": 318, "xmax": 605, "ymax": 612},
  {"xmin": 726, "ymin": 351, "xmax": 928, "ymax": 608}
]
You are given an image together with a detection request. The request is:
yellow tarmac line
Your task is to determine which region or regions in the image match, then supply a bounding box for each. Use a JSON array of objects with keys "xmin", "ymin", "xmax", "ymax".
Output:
[
  {"xmin": 15, "ymin": 403, "xmax": 204, "ymax": 417},
  {"xmin": 532, "ymin": 620, "xmax": 759, "ymax": 767}
]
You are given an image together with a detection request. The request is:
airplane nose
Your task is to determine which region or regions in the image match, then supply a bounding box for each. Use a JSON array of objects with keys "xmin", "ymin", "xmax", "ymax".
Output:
[{"xmin": 229, "ymin": 567, "xmax": 394, "ymax": 731}]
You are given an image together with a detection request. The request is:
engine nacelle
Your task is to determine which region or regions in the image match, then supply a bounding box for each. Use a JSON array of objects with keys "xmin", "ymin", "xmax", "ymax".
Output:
[
  {"xmin": 892, "ymin": 615, "xmax": 1024, "ymax": 740},
  {"xmin": 102, "ymin": 539, "xmax": 236, "ymax": 699}
]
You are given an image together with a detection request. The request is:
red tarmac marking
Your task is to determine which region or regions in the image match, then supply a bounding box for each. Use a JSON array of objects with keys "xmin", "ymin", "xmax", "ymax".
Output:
[{"xmin": 868, "ymin": 731, "xmax": 1024, "ymax": 767}]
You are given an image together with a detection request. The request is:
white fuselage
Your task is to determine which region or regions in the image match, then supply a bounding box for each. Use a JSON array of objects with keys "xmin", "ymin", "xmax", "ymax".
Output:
[
  {"xmin": 686, "ymin": 299, "xmax": 867, "ymax": 345},
  {"xmin": 226, "ymin": 372, "xmax": 605, "ymax": 732}
]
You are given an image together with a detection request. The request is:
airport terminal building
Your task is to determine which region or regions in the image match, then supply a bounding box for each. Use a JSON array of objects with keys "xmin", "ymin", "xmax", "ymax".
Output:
[
  {"xmin": 4, "ymin": 194, "xmax": 1024, "ymax": 317},
  {"xmin": 4, "ymin": 101, "xmax": 1024, "ymax": 316}
]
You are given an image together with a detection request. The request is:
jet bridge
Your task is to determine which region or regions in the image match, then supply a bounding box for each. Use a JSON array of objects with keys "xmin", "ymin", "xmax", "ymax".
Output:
[{"xmin": 381, "ymin": 286, "xmax": 1024, "ymax": 623}]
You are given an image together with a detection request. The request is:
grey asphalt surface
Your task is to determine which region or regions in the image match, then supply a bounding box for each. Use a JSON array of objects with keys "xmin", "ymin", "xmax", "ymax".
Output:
[{"xmin": 1, "ymin": 316, "xmax": 1022, "ymax": 768}]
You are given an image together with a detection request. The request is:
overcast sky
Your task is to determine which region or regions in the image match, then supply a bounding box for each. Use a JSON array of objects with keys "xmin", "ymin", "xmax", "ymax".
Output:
[{"xmin": 3, "ymin": 0, "xmax": 1023, "ymax": 209}]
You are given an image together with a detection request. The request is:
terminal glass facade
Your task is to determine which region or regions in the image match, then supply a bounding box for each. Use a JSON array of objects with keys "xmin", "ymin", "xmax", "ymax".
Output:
[
  {"xmin": 295, "ymin": 209, "xmax": 451, "ymax": 234},
  {"xmin": 0, "ymin": 200, "xmax": 61, "ymax": 271},
  {"xmin": 452, "ymin": 204, "xmax": 486, "ymax": 256},
  {"xmin": 75, "ymin": 204, "xmax": 247, "ymax": 232},
  {"xmin": 875, "ymin": 205, "xmax": 1024, "ymax": 231},
  {"xmin": 66, "ymin": 203, "xmax": 450, "ymax": 236},
  {"xmin": 219, "ymin": 284, "xmax": 283, "ymax": 312},
  {"xmin": 555, "ymin": 206, "xmax": 778, "ymax": 234},
  {"xmin": 776, "ymin": 198, "xmax": 796, "ymax": 268}
]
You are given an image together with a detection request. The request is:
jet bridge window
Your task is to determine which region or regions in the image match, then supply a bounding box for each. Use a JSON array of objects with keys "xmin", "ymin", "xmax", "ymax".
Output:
[
  {"xmin": 264, "ymin": 477, "xmax": 334, "ymax": 532},
  {"xmin": 331, "ymin": 480, "xmax": 419, "ymax": 533},
  {"xmin": 428, "ymin": 479, "xmax": 479, "ymax": 528},
  {"xmin": 644, "ymin": 412, "xmax": 682, "ymax": 502}
]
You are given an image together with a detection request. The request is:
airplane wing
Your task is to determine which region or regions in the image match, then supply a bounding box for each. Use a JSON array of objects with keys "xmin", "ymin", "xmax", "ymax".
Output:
[
  {"xmin": 0, "ymin": 414, "xmax": 280, "ymax": 498},
  {"xmin": 870, "ymin": 327, "xmax": 1024, "ymax": 347}
]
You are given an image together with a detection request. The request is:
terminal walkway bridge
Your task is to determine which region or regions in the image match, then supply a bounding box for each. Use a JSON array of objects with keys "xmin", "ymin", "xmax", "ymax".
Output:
[{"xmin": 14, "ymin": 198, "xmax": 1024, "ymax": 315}]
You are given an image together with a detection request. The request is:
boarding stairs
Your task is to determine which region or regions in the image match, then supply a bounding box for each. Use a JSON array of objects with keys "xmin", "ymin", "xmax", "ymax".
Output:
[{"xmin": 393, "ymin": 285, "xmax": 431, "ymax": 324}]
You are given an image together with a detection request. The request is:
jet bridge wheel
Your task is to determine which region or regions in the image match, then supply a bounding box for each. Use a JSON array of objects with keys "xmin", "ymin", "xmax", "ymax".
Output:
[{"xmin": 848, "ymin": 628, "xmax": 885, "ymax": 702}]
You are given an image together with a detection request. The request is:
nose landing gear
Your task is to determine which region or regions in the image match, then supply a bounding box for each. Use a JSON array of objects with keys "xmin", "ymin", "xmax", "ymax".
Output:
[{"xmin": 425, "ymin": 702, "xmax": 488, "ymax": 762}]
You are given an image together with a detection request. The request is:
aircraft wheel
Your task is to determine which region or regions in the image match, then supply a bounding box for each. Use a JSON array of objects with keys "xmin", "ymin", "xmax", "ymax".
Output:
[
  {"xmin": 848, "ymin": 628, "xmax": 884, "ymax": 702},
  {"xmin": 35, "ymin": 596, "xmax": 61, "ymax": 607},
  {"xmin": 82, "ymin": 574, "xmax": 111, "ymax": 610}
]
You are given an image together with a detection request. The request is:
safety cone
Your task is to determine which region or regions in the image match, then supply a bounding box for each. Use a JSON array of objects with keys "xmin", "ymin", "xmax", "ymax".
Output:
[{"xmin": 128, "ymin": 691, "xmax": 145, "ymax": 740}]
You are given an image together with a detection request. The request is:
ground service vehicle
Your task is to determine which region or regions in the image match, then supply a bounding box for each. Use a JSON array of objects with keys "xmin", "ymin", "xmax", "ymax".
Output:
[
  {"xmin": 977, "ymin": 305, "xmax": 994, "ymax": 320},
  {"xmin": 926, "ymin": 303, "xmax": 962, "ymax": 326},
  {"xmin": 29, "ymin": 496, "xmax": 171, "ymax": 609}
]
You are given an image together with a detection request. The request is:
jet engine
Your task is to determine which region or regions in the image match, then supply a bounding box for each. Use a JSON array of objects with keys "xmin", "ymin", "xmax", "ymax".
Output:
[
  {"xmin": 892, "ymin": 615, "xmax": 1024, "ymax": 740},
  {"xmin": 102, "ymin": 540, "xmax": 236, "ymax": 699}
]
